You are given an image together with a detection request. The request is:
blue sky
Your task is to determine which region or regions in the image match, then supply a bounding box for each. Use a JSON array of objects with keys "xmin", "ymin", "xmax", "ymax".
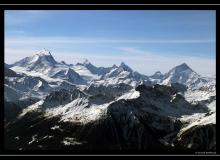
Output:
[{"xmin": 5, "ymin": 10, "xmax": 216, "ymax": 76}]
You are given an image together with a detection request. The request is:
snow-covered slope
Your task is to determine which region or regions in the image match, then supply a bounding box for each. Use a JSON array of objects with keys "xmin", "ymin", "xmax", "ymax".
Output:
[
  {"xmin": 7, "ymin": 50, "xmax": 216, "ymax": 112},
  {"xmin": 12, "ymin": 49, "xmax": 57, "ymax": 72},
  {"xmin": 161, "ymin": 63, "xmax": 209, "ymax": 89},
  {"xmin": 72, "ymin": 64, "xmax": 100, "ymax": 81},
  {"xmin": 96, "ymin": 62, "xmax": 148, "ymax": 87},
  {"xmin": 16, "ymin": 83, "xmax": 213, "ymax": 151},
  {"xmin": 76, "ymin": 59, "xmax": 117, "ymax": 76},
  {"xmin": 5, "ymin": 61, "xmax": 78, "ymax": 102},
  {"xmin": 19, "ymin": 84, "xmax": 209, "ymax": 124},
  {"xmin": 11, "ymin": 51, "xmax": 86, "ymax": 85},
  {"xmin": 49, "ymin": 67, "xmax": 86, "ymax": 85},
  {"xmin": 5, "ymin": 49, "xmax": 216, "ymax": 151},
  {"xmin": 5, "ymin": 74, "xmax": 52, "ymax": 101}
]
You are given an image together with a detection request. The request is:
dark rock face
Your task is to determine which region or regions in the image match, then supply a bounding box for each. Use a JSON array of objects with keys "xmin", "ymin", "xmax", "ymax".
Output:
[
  {"xmin": 175, "ymin": 124, "xmax": 216, "ymax": 151},
  {"xmin": 5, "ymin": 111, "xmax": 215, "ymax": 152},
  {"xmin": 43, "ymin": 89, "xmax": 86, "ymax": 108},
  {"xmin": 4, "ymin": 66, "xmax": 21, "ymax": 77},
  {"xmin": 4, "ymin": 111, "xmax": 168, "ymax": 151},
  {"xmin": 171, "ymin": 83, "xmax": 188, "ymax": 92},
  {"xmin": 4, "ymin": 84, "xmax": 215, "ymax": 153},
  {"xmin": 4, "ymin": 101, "xmax": 23, "ymax": 123},
  {"xmin": 106, "ymin": 102, "xmax": 182, "ymax": 150},
  {"xmin": 4, "ymin": 98, "xmax": 38, "ymax": 122}
]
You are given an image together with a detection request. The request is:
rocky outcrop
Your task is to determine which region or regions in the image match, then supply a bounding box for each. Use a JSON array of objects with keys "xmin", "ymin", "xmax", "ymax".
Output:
[{"xmin": 175, "ymin": 124, "xmax": 216, "ymax": 151}]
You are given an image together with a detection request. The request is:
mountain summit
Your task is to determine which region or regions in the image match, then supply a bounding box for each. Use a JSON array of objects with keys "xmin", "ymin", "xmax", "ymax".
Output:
[
  {"xmin": 161, "ymin": 63, "xmax": 200, "ymax": 87},
  {"xmin": 150, "ymin": 71, "xmax": 163, "ymax": 79},
  {"xmin": 36, "ymin": 48, "xmax": 52, "ymax": 56},
  {"xmin": 9, "ymin": 50, "xmax": 213, "ymax": 90},
  {"xmin": 11, "ymin": 49, "xmax": 57, "ymax": 71},
  {"xmin": 119, "ymin": 62, "xmax": 133, "ymax": 72},
  {"xmin": 172, "ymin": 63, "xmax": 192, "ymax": 73}
]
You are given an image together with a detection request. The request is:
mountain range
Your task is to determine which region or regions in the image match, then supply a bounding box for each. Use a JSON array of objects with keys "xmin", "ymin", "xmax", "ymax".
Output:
[{"xmin": 4, "ymin": 49, "xmax": 216, "ymax": 152}]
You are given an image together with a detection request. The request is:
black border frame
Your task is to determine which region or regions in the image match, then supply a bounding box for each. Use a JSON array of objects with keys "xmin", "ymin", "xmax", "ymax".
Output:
[{"xmin": 0, "ymin": 4, "xmax": 219, "ymax": 156}]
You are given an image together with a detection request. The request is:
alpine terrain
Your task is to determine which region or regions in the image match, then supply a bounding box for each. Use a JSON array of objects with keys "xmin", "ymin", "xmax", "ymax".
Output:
[{"xmin": 4, "ymin": 49, "xmax": 216, "ymax": 153}]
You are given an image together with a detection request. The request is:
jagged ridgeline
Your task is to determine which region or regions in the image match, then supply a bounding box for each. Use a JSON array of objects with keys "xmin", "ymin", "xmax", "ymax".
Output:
[{"xmin": 4, "ymin": 49, "xmax": 216, "ymax": 152}]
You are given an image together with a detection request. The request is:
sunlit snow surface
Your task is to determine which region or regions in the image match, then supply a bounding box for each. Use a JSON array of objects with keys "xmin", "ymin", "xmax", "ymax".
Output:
[
  {"xmin": 44, "ymin": 98, "xmax": 109, "ymax": 123},
  {"xmin": 11, "ymin": 66, "xmax": 62, "ymax": 83},
  {"xmin": 178, "ymin": 100, "xmax": 216, "ymax": 137},
  {"xmin": 6, "ymin": 51, "xmax": 216, "ymax": 136},
  {"xmin": 72, "ymin": 65, "xmax": 101, "ymax": 81},
  {"xmin": 117, "ymin": 89, "xmax": 140, "ymax": 100},
  {"xmin": 18, "ymin": 89, "xmax": 141, "ymax": 124},
  {"xmin": 184, "ymin": 87, "xmax": 216, "ymax": 103},
  {"xmin": 62, "ymin": 137, "xmax": 86, "ymax": 146},
  {"xmin": 18, "ymin": 100, "xmax": 44, "ymax": 118}
]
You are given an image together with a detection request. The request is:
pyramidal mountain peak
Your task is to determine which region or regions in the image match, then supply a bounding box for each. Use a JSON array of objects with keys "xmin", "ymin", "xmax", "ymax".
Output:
[
  {"xmin": 119, "ymin": 62, "xmax": 133, "ymax": 72},
  {"xmin": 164, "ymin": 62, "xmax": 195, "ymax": 77},
  {"xmin": 11, "ymin": 49, "xmax": 58, "ymax": 70},
  {"xmin": 161, "ymin": 62, "xmax": 201, "ymax": 87},
  {"xmin": 31, "ymin": 49, "xmax": 57, "ymax": 65},
  {"xmin": 173, "ymin": 62, "xmax": 192, "ymax": 72}
]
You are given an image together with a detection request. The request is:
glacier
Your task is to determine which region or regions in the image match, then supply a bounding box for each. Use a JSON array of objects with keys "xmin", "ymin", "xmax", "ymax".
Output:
[{"xmin": 4, "ymin": 49, "xmax": 216, "ymax": 151}]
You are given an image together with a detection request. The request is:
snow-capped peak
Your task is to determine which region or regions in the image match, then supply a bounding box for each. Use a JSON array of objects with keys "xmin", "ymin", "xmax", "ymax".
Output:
[
  {"xmin": 161, "ymin": 63, "xmax": 201, "ymax": 87},
  {"xmin": 11, "ymin": 49, "xmax": 58, "ymax": 72},
  {"xmin": 119, "ymin": 62, "xmax": 133, "ymax": 72},
  {"xmin": 173, "ymin": 63, "xmax": 192, "ymax": 73},
  {"xmin": 167, "ymin": 63, "xmax": 195, "ymax": 76},
  {"xmin": 36, "ymin": 48, "xmax": 52, "ymax": 56},
  {"xmin": 29, "ymin": 49, "xmax": 56, "ymax": 64}
]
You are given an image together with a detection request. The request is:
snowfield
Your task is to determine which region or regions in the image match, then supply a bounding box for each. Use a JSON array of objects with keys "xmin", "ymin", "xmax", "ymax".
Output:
[{"xmin": 5, "ymin": 49, "xmax": 216, "ymax": 150}]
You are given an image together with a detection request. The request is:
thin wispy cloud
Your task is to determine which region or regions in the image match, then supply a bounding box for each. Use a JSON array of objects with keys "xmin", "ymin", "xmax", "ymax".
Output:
[
  {"xmin": 5, "ymin": 46, "xmax": 215, "ymax": 77},
  {"xmin": 5, "ymin": 10, "xmax": 215, "ymax": 77},
  {"xmin": 5, "ymin": 36, "xmax": 215, "ymax": 45}
]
